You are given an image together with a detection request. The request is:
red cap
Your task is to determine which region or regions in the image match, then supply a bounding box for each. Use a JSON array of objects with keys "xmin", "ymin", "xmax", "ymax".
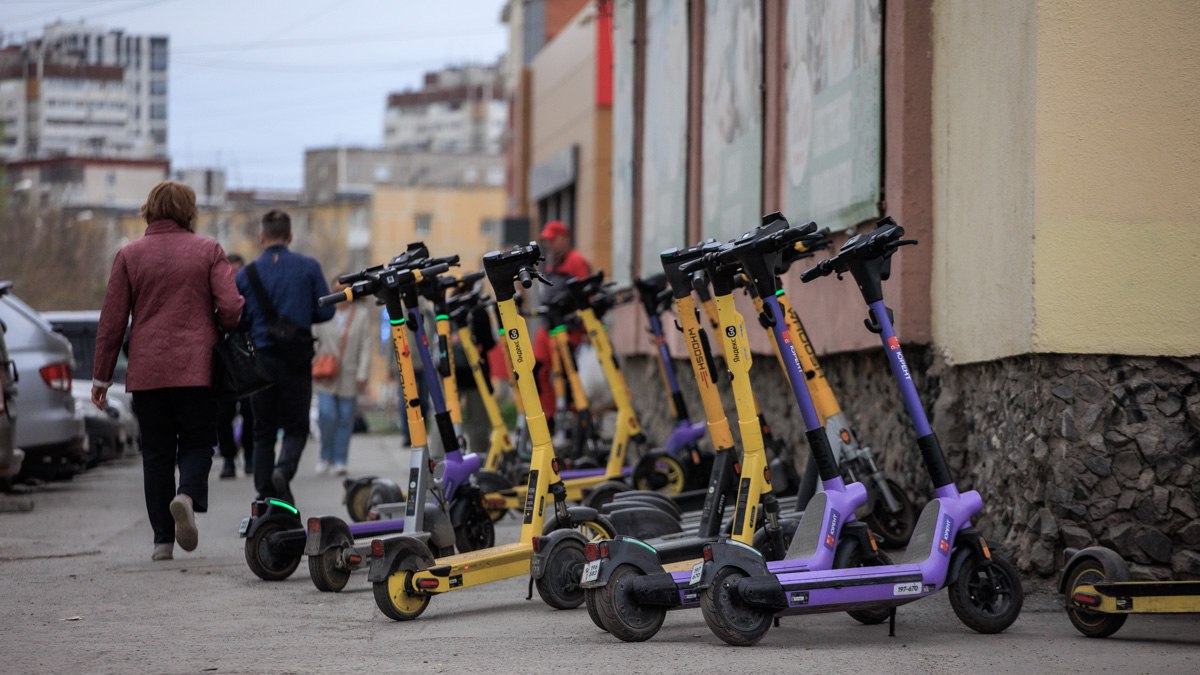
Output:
[{"xmin": 539, "ymin": 220, "xmax": 569, "ymax": 240}]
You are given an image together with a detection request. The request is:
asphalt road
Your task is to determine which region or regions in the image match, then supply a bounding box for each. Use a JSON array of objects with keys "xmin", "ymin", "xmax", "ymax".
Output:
[{"xmin": 1, "ymin": 433, "xmax": 1197, "ymax": 674}]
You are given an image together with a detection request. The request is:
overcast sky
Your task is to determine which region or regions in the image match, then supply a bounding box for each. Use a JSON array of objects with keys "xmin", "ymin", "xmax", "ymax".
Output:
[{"xmin": 0, "ymin": 0, "xmax": 509, "ymax": 190}]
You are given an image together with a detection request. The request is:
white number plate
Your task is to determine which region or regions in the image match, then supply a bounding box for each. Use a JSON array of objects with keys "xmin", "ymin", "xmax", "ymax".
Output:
[
  {"xmin": 582, "ymin": 559, "xmax": 602, "ymax": 583},
  {"xmin": 238, "ymin": 517, "xmax": 251, "ymax": 536},
  {"xmin": 689, "ymin": 561, "xmax": 704, "ymax": 586}
]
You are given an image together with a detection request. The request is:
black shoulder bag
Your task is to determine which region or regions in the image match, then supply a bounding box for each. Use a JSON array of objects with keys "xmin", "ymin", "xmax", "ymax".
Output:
[
  {"xmin": 244, "ymin": 262, "xmax": 316, "ymax": 371},
  {"xmin": 212, "ymin": 326, "xmax": 273, "ymax": 401}
]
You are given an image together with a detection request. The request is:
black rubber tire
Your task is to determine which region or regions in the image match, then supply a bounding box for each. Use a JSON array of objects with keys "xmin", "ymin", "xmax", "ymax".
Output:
[
  {"xmin": 372, "ymin": 546, "xmax": 435, "ymax": 621},
  {"xmin": 573, "ymin": 456, "xmax": 601, "ymax": 470},
  {"xmin": 453, "ymin": 497, "xmax": 496, "ymax": 553},
  {"xmin": 535, "ymin": 538, "xmax": 588, "ymax": 609},
  {"xmin": 582, "ymin": 481, "xmax": 630, "ymax": 510},
  {"xmin": 474, "ymin": 471, "xmax": 514, "ymax": 523},
  {"xmin": 543, "ymin": 513, "xmax": 617, "ymax": 541},
  {"xmin": 584, "ymin": 588, "xmax": 608, "ymax": 631},
  {"xmin": 863, "ymin": 479, "xmax": 916, "ymax": 549},
  {"xmin": 837, "ymin": 545, "xmax": 894, "ymax": 625},
  {"xmin": 609, "ymin": 491, "xmax": 681, "ymax": 518},
  {"xmin": 244, "ymin": 521, "xmax": 301, "ymax": 581},
  {"xmin": 308, "ymin": 546, "xmax": 351, "ymax": 593},
  {"xmin": 1064, "ymin": 557, "xmax": 1128, "ymax": 638},
  {"xmin": 700, "ymin": 565, "xmax": 773, "ymax": 646},
  {"xmin": 633, "ymin": 454, "xmax": 688, "ymax": 495},
  {"xmin": 345, "ymin": 483, "xmax": 373, "ymax": 523},
  {"xmin": 593, "ymin": 564, "xmax": 666, "ymax": 642},
  {"xmin": 752, "ymin": 519, "xmax": 798, "ymax": 562},
  {"xmin": 949, "ymin": 552, "xmax": 1024, "ymax": 634}
]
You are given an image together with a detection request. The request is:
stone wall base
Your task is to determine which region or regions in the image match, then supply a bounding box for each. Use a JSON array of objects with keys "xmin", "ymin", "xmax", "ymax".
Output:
[{"xmin": 619, "ymin": 350, "xmax": 1200, "ymax": 579}]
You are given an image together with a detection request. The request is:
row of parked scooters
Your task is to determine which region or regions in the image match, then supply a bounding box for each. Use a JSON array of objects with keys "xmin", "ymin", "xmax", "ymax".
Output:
[{"xmin": 237, "ymin": 212, "xmax": 1024, "ymax": 646}]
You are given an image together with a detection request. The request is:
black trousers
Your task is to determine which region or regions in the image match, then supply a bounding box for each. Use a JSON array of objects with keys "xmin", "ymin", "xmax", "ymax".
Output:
[
  {"xmin": 217, "ymin": 398, "xmax": 255, "ymax": 465},
  {"xmin": 251, "ymin": 353, "xmax": 312, "ymax": 499},
  {"xmin": 132, "ymin": 387, "xmax": 216, "ymax": 544}
]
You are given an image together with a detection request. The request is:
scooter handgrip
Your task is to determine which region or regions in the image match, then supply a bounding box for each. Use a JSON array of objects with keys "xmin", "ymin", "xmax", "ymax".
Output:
[
  {"xmin": 318, "ymin": 288, "xmax": 353, "ymax": 307},
  {"xmin": 800, "ymin": 260, "xmax": 832, "ymax": 283}
]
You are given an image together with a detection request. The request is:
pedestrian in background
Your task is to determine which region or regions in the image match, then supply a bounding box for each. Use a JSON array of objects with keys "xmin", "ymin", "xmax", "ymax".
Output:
[
  {"xmin": 93, "ymin": 180, "xmax": 244, "ymax": 561},
  {"xmin": 313, "ymin": 276, "xmax": 374, "ymax": 476},
  {"xmin": 236, "ymin": 210, "xmax": 334, "ymax": 505},
  {"xmin": 216, "ymin": 252, "xmax": 255, "ymax": 479}
]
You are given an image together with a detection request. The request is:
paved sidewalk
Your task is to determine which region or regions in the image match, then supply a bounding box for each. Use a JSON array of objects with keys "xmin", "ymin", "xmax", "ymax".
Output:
[{"xmin": 0, "ymin": 433, "xmax": 1197, "ymax": 674}]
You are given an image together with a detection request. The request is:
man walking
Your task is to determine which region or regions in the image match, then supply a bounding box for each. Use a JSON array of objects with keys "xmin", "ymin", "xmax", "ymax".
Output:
[{"xmin": 237, "ymin": 210, "xmax": 335, "ymax": 504}]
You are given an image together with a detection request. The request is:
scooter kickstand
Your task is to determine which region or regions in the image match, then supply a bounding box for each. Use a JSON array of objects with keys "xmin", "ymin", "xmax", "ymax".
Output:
[
  {"xmin": 888, "ymin": 608, "xmax": 896, "ymax": 637},
  {"xmin": 773, "ymin": 617, "xmax": 780, "ymax": 628},
  {"xmin": 526, "ymin": 576, "xmax": 534, "ymax": 600}
]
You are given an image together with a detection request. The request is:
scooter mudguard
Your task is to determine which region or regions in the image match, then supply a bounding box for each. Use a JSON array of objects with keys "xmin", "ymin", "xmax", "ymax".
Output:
[
  {"xmin": 342, "ymin": 475, "xmax": 379, "ymax": 502},
  {"xmin": 580, "ymin": 536, "xmax": 664, "ymax": 589},
  {"xmin": 530, "ymin": 529, "xmax": 589, "ymax": 580},
  {"xmin": 1057, "ymin": 546, "xmax": 1128, "ymax": 595},
  {"xmin": 304, "ymin": 516, "xmax": 353, "ymax": 557},
  {"xmin": 946, "ymin": 528, "xmax": 991, "ymax": 586},
  {"xmin": 608, "ymin": 507, "xmax": 683, "ymax": 540},
  {"xmin": 696, "ymin": 538, "xmax": 771, "ymax": 589},
  {"xmin": 241, "ymin": 499, "xmax": 302, "ymax": 539},
  {"xmin": 448, "ymin": 485, "xmax": 486, "ymax": 529},
  {"xmin": 834, "ymin": 521, "xmax": 881, "ymax": 564},
  {"xmin": 424, "ymin": 504, "xmax": 456, "ymax": 556},
  {"xmin": 366, "ymin": 533, "xmax": 433, "ymax": 583}
]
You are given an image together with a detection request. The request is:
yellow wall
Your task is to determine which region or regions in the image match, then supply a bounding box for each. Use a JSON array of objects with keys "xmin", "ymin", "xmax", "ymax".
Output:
[
  {"xmin": 1031, "ymin": 0, "xmax": 1200, "ymax": 355},
  {"xmin": 933, "ymin": 0, "xmax": 1200, "ymax": 363},
  {"xmin": 369, "ymin": 185, "xmax": 505, "ymax": 272}
]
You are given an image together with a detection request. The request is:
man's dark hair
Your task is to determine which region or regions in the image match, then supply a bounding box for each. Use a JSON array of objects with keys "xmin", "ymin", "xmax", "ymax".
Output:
[
  {"xmin": 261, "ymin": 209, "xmax": 291, "ymax": 242},
  {"xmin": 226, "ymin": 253, "xmax": 245, "ymax": 265}
]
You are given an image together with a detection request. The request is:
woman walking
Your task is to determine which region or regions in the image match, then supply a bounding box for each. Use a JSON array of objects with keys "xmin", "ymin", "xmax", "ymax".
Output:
[
  {"xmin": 312, "ymin": 277, "xmax": 374, "ymax": 476},
  {"xmin": 93, "ymin": 181, "xmax": 244, "ymax": 561}
]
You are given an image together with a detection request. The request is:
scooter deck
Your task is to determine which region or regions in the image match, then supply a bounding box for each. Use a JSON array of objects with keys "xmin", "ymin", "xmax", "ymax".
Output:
[
  {"xmin": 410, "ymin": 542, "xmax": 534, "ymax": 593},
  {"xmin": 1076, "ymin": 581, "xmax": 1200, "ymax": 614}
]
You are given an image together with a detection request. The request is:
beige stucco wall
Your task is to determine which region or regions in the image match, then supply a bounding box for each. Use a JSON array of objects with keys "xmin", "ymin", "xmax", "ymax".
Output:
[
  {"xmin": 370, "ymin": 185, "xmax": 505, "ymax": 275},
  {"xmin": 1031, "ymin": 0, "xmax": 1200, "ymax": 355},
  {"xmin": 933, "ymin": 0, "xmax": 1199, "ymax": 363},
  {"xmin": 931, "ymin": 0, "xmax": 1037, "ymax": 365}
]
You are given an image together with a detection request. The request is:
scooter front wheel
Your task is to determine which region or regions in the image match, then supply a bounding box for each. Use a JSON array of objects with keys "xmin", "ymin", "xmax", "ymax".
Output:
[
  {"xmin": 454, "ymin": 497, "xmax": 496, "ymax": 553},
  {"xmin": 308, "ymin": 546, "xmax": 351, "ymax": 592},
  {"xmin": 701, "ymin": 566, "xmax": 774, "ymax": 646},
  {"xmin": 863, "ymin": 479, "xmax": 916, "ymax": 549},
  {"xmin": 535, "ymin": 538, "xmax": 587, "ymax": 609},
  {"xmin": 632, "ymin": 454, "xmax": 687, "ymax": 495},
  {"xmin": 593, "ymin": 564, "xmax": 666, "ymax": 642},
  {"xmin": 1064, "ymin": 556, "xmax": 1128, "ymax": 638},
  {"xmin": 543, "ymin": 513, "xmax": 617, "ymax": 541},
  {"xmin": 474, "ymin": 471, "xmax": 514, "ymax": 522},
  {"xmin": 373, "ymin": 547, "xmax": 435, "ymax": 621},
  {"xmin": 835, "ymin": 543, "xmax": 894, "ymax": 625},
  {"xmin": 244, "ymin": 521, "xmax": 301, "ymax": 581},
  {"xmin": 948, "ymin": 552, "xmax": 1023, "ymax": 634},
  {"xmin": 345, "ymin": 483, "xmax": 373, "ymax": 522}
]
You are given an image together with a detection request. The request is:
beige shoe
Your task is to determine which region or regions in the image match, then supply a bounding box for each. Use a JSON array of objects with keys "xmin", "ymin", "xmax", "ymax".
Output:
[
  {"xmin": 152, "ymin": 543, "xmax": 174, "ymax": 561},
  {"xmin": 170, "ymin": 494, "xmax": 198, "ymax": 552}
]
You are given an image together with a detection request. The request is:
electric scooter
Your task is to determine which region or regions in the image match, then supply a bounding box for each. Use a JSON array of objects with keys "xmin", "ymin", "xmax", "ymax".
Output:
[
  {"xmin": 696, "ymin": 217, "xmax": 1023, "ymax": 646},
  {"xmin": 1060, "ymin": 545, "xmax": 1200, "ymax": 638},
  {"xmin": 298, "ymin": 260, "xmax": 497, "ymax": 592},
  {"xmin": 369, "ymin": 243, "xmax": 616, "ymax": 619},
  {"xmin": 581, "ymin": 219, "xmax": 881, "ymax": 641}
]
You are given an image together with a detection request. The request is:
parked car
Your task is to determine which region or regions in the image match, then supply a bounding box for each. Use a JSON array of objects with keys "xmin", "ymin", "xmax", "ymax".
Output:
[
  {"xmin": 0, "ymin": 287, "xmax": 24, "ymax": 487},
  {"xmin": 0, "ymin": 283, "xmax": 87, "ymax": 479},
  {"xmin": 43, "ymin": 311, "xmax": 141, "ymax": 464}
]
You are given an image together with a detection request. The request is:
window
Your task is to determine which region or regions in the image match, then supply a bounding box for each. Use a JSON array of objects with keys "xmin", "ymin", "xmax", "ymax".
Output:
[
  {"xmin": 414, "ymin": 213, "xmax": 432, "ymax": 236},
  {"xmin": 481, "ymin": 218, "xmax": 498, "ymax": 236},
  {"xmin": 149, "ymin": 103, "xmax": 167, "ymax": 120},
  {"xmin": 149, "ymin": 80, "xmax": 167, "ymax": 95}
]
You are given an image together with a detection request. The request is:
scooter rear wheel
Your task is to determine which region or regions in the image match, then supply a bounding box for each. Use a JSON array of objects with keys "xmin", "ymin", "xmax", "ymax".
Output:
[
  {"xmin": 543, "ymin": 513, "xmax": 617, "ymax": 541},
  {"xmin": 701, "ymin": 566, "xmax": 774, "ymax": 646},
  {"xmin": 244, "ymin": 521, "xmax": 301, "ymax": 581},
  {"xmin": 948, "ymin": 552, "xmax": 1023, "ymax": 634},
  {"xmin": 535, "ymin": 538, "xmax": 587, "ymax": 609},
  {"xmin": 308, "ymin": 546, "xmax": 351, "ymax": 593},
  {"xmin": 474, "ymin": 471, "xmax": 514, "ymax": 522},
  {"xmin": 584, "ymin": 588, "xmax": 608, "ymax": 631},
  {"xmin": 373, "ymin": 547, "xmax": 435, "ymax": 621},
  {"xmin": 835, "ymin": 544, "xmax": 894, "ymax": 625},
  {"xmin": 454, "ymin": 496, "xmax": 496, "ymax": 553},
  {"xmin": 593, "ymin": 564, "xmax": 666, "ymax": 642},
  {"xmin": 1064, "ymin": 557, "xmax": 1128, "ymax": 638},
  {"xmin": 863, "ymin": 479, "xmax": 916, "ymax": 549}
]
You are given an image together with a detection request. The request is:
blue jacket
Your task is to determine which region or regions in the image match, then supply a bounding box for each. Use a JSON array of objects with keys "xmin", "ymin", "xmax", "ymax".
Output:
[{"xmin": 236, "ymin": 245, "xmax": 335, "ymax": 352}]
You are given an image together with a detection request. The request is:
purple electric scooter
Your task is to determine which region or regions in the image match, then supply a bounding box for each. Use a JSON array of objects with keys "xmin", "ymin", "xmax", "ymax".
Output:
[{"xmin": 696, "ymin": 217, "xmax": 1023, "ymax": 646}]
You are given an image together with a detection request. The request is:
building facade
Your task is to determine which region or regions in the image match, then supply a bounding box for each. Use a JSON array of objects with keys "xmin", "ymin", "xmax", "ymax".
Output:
[
  {"xmin": 0, "ymin": 21, "xmax": 168, "ymax": 161},
  {"xmin": 303, "ymin": 146, "xmax": 504, "ymax": 203},
  {"xmin": 384, "ymin": 63, "xmax": 507, "ymax": 154}
]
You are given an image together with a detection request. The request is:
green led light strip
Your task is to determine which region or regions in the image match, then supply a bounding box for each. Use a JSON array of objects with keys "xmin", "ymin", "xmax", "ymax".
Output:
[
  {"xmin": 550, "ymin": 325, "xmax": 567, "ymax": 335},
  {"xmin": 389, "ymin": 318, "xmax": 406, "ymax": 325},
  {"xmin": 775, "ymin": 289, "xmax": 785, "ymax": 296},
  {"xmin": 436, "ymin": 314, "xmax": 449, "ymax": 321},
  {"xmin": 268, "ymin": 499, "xmax": 299, "ymax": 515}
]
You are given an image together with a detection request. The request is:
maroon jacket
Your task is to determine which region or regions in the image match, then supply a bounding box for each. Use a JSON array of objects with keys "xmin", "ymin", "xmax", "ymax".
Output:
[{"xmin": 94, "ymin": 220, "xmax": 244, "ymax": 391}]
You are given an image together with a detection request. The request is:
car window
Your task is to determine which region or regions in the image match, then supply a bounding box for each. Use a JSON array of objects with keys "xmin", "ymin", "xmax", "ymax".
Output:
[
  {"xmin": 0, "ymin": 297, "xmax": 43, "ymax": 349},
  {"xmin": 50, "ymin": 319, "xmax": 129, "ymax": 384}
]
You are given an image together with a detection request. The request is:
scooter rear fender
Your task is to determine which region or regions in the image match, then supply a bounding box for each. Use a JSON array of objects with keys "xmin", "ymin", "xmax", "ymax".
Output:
[
  {"xmin": 242, "ymin": 499, "xmax": 302, "ymax": 539},
  {"xmin": 304, "ymin": 515, "xmax": 353, "ymax": 557},
  {"xmin": 696, "ymin": 538, "xmax": 771, "ymax": 589},
  {"xmin": 530, "ymin": 528, "xmax": 589, "ymax": 580},
  {"xmin": 579, "ymin": 536, "xmax": 663, "ymax": 589},
  {"xmin": 366, "ymin": 533, "xmax": 434, "ymax": 583}
]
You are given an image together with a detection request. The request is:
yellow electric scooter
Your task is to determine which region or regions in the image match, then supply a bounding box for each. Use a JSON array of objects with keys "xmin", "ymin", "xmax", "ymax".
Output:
[{"xmin": 370, "ymin": 243, "xmax": 613, "ymax": 619}]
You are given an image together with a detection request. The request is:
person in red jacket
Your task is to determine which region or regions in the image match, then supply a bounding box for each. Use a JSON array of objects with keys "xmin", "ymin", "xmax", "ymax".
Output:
[
  {"xmin": 93, "ymin": 181, "xmax": 244, "ymax": 561},
  {"xmin": 532, "ymin": 220, "xmax": 591, "ymax": 421}
]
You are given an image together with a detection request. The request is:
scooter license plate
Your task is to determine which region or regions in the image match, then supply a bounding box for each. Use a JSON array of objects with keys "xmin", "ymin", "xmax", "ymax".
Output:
[
  {"xmin": 689, "ymin": 561, "xmax": 704, "ymax": 586},
  {"xmin": 238, "ymin": 517, "xmax": 251, "ymax": 536},
  {"xmin": 530, "ymin": 556, "xmax": 542, "ymax": 577},
  {"xmin": 582, "ymin": 559, "xmax": 602, "ymax": 583}
]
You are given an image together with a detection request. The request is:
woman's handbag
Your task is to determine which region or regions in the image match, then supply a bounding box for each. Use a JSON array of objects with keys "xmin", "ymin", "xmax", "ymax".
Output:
[{"xmin": 212, "ymin": 328, "xmax": 273, "ymax": 401}]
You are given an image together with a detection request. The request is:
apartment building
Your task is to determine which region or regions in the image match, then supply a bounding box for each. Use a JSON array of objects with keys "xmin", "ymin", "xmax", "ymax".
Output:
[
  {"xmin": 0, "ymin": 20, "xmax": 168, "ymax": 161},
  {"xmin": 383, "ymin": 63, "xmax": 506, "ymax": 154}
]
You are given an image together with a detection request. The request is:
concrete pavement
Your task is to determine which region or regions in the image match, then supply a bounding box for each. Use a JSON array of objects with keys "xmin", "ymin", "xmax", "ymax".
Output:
[{"xmin": 1, "ymin": 433, "xmax": 1197, "ymax": 674}]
